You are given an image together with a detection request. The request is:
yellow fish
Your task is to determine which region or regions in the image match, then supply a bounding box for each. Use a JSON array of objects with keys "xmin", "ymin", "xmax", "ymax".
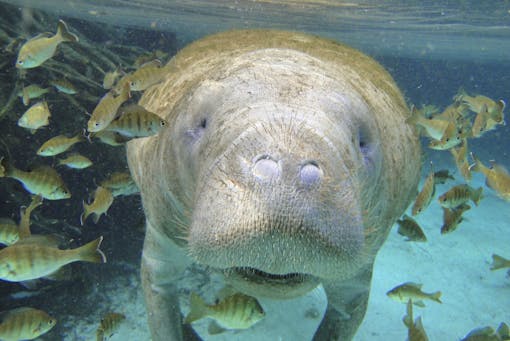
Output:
[
  {"xmin": 406, "ymin": 107, "xmax": 450, "ymax": 140},
  {"xmin": 17, "ymin": 84, "xmax": 50, "ymax": 106},
  {"xmin": 57, "ymin": 153, "xmax": 93, "ymax": 169},
  {"xmin": 441, "ymin": 204, "xmax": 470, "ymax": 234},
  {"xmin": 96, "ymin": 312, "xmax": 126, "ymax": 341},
  {"xmin": 87, "ymin": 83, "xmax": 130, "ymax": 133},
  {"xmin": 387, "ymin": 282, "xmax": 442, "ymax": 307},
  {"xmin": 37, "ymin": 133, "xmax": 83, "ymax": 156},
  {"xmin": 100, "ymin": 172, "xmax": 139, "ymax": 197},
  {"xmin": 92, "ymin": 130, "xmax": 131, "ymax": 146},
  {"xmin": 490, "ymin": 254, "xmax": 510, "ymax": 271},
  {"xmin": 470, "ymin": 153, "xmax": 510, "ymax": 201},
  {"xmin": 16, "ymin": 20, "xmax": 79, "ymax": 69},
  {"xmin": 102, "ymin": 67, "xmax": 123, "ymax": 90},
  {"xmin": 185, "ymin": 292, "xmax": 265, "ymax": 333},
  {"xmin": 18, "ymin": 195, "xmax": 43, "ymax": 239},
  {"xmin": 471, "ymin": 104, "xmax": 492, "ymax": 138},
  {"xmin": 0, "ymin": 159, "xmax": 70, "ymax": 200},
  {"xmin": 411, "ymin": 165, "xmax": 435, "ymax": 216},
  {"xmin": 450, "ymin": 139, "xmax": 471, "ymax": 182},
  {"xmin": 456, "ymin": 91, "xmax": 506, "ymax": 124},
  {"xmin": 0, "ymin": 236, "xmax": 105, "ymax": 282},
  {"xmin": 460, "ymin": 323, "xmax": 509, "ymax": 341},
  {"xmin": 0, "ymin": 218, "xmax": 19, "ymax": 246},
  {"xmin": 105, "ymin": 104, "xmax": 167, "ymax": 138},
  {"xmin": 403, "ymin": 300, "xmax": 429, "ymax": 341},
  {"xmin": 438, "ymin": 184, "xmax": 483, "ymax": 209},
  {"xmin": 0, "ymin": 307, "xmax": 56, "ymax": 340},
  {"xmin": 50, "ymin": 78, "xmax": 77, "ymax": 94},
  {"xmin": 81, "ymin": 186, "xmax": 114, "ymax": 225},
  {"xmin": 119, "ymin": 59, "xmax": 165, "ymax": 92},
  {"xmin": 17, "ymin": 101, "xmax": 51, "ymax": 133}
]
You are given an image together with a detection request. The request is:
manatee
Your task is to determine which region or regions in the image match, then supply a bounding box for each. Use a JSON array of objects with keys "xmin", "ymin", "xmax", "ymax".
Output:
[{"xmin": 126, "ymin": 29, "xmax": 421, "ymax": 340}]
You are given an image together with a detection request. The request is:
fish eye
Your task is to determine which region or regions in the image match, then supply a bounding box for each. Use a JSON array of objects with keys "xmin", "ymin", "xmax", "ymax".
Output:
[
  {"xmin": 17, "ymin": 60, "xmax": 23, "ymax": 65},
  {"xmin": 130, "ymin": 81, "xmax": 136, "ymax": 87},
  {"xmin": 94, "ymin": 122, "xmax": 100, "ymax": 127}
]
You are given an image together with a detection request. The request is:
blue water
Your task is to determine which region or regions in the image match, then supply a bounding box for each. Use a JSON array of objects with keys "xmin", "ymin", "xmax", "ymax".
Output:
[{"xmin": 0, "ymin": 1, "xmax": 509, "ymax": 340}]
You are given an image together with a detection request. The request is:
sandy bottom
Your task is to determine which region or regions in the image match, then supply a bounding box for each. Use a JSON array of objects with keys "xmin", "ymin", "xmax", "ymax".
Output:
[{"xmin": 64, "ymin": 172, "xmax": 509, "ymax": 341}]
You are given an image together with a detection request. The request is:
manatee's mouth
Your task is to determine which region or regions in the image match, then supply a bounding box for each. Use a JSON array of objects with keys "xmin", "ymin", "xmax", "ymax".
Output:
[{"xmin": 223, "ymin": 267, "xmax": 320, "ymax": 299}]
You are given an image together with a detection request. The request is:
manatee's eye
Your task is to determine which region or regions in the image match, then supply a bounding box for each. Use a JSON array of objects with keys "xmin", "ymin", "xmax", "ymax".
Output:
[
  {"xmin": 356, "ymin": 123, "xmax": 380, "ymax": 175},
  {"xmin": 199, "ymin": 118, "xmax": 207, "ymax": 129},
  {"xmin": 185, "ymin": 117, "xmax": 208, "ymax": 142}
]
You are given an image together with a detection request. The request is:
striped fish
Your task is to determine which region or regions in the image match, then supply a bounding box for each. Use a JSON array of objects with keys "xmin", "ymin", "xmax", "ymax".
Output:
[
  {"xmin": 0, "ymin": 307, "xmax": 56, "ymax": 340},
  {"xmin": 438, "ymin": 184, "xmax": 483, "ymax": 209},
  {"xmin": 0, "ymin": 218, "xmax": 19, "ymax": 246},
  {"xmin": 37, "ymin": 133, "xmax": 84, "ymax": 156},
  {"xmin": 412, "ymin": 165, "xmax": 436, "ymax": 216},
  {"xmin": 87, "ymin": 83, "xmax": 130, "ymax": 133},
  {"xmin": 96, "ymin": 312, "xmax": 126, "ymax": 341},
  {"xmin": 104, "ymin": 104, "xmax": 167, "ymax": 138}
]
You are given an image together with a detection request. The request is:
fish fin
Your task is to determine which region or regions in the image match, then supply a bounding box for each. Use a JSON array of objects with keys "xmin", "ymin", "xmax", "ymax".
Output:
[
  {"xmin": 184, "ymin": 293, "xmax": 208, "ymax": 324},
  {"xmin": 468, "ymin": 152, "xmax": 483, "ymax": 173},
  {"xmin": 402, "ymin": 299, "xmax": 413, "ymax": 328},
  {"xmin": 139, "ymin": 59, "xmax": 162, "ymax": 69},
  {"xmin": 80, "ymin": 201, "xmax": 89, "ymax": 225},
  {"xmin": 472, "ymin": 187, "xmax": 483, "ymax": 206},
  {"xmin": 403, "ymin": 282, "xmax": 423, "ymax": 289},
  {"xmin": 44, "ymin": 265, "xmax": 73, "ymax": 281},
  {"xmin": 405, "ymin": 106, "xmax": 421, "ymax": 125},
  {"xmin": 491, "ymin": 254, "xmax": 510, "ymax": 271},
  {"xmin": 0, "ymin": 157, "xmax": 10, "ymax": 177},
  {"xmin": 208, "ymin": 321, "xmax": 226, "ymax": 335},
  {"xmin": 453, "ymin": 88, "xmax": 467, "ymax": 103},
  {"xmin": 92, "ymin": 213, "xmax": 101, "ymax": 224},
  {"xmin": 27, "ymin": 32, "xmax": 52, "ymax": 41},
  {"xmin": 430, "ymin": 291, "xmax": 442, "ymax": 303},
  {"xmin": 56, "ymin": 20, "xmax": 79, "ymax": 43},
  {"xmin": 497, "ymin": 322, "xmax": 510, "ymax": 339},
  {"xmin": 75, "ymin": 236, "xmax": 106, "ymax": 263}
]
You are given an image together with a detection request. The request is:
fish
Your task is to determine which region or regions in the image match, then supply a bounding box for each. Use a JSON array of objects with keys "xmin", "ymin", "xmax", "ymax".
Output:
[
  {"xmin": 16, "ymin": 20, "xmax": 79, "ymax": 69},
  {"xmin": 386, "ymin": 282, "xmax": 442, "ymax": 307},
  {"xmin": 96, "ymin": 312, "xmax": 126, "ymax": 341},
  {"xmin": 396, "ymin": 215, "xmax": 427, "ymax": 242},
  {"xmin": 100, "ymin": 172, "xmax": 139, "ymax": 197},
  {"xmin": 17, "ymin": 85, "xmax": 50, "ymax": 106},
  {"xmin": 427, "ymin": 120, "xmax": 463, "ymax": 150},
  {"xmin": 102, "ymin": 67, "xmax": 123, "ymax": 90},
  {"xmin": 471, "ymin": 104, "xmax": 492, "ymax": 138},
  {"xmin": 17, "ymin": 101, "xmax": 51, "ymax": 133},
  {"xmin": 402, "ymin": 299, "xmax": 429, "ymax": 341},
  {"xmin": 490, "ymin": 254, "xmax": 510, "ymax": 271},
  {"xmin": 92, "ymin": 131, "xmax": 132, "ymax": 146},
  {"xmin": 440, "ymin": 203, "xmax": 471, "ymax": 234},
  {"xmin": 57, "ymin": 153, "xmax": 93, "ymax": 169},
  {"xmin": 50, "ymin": 78, "xmax": 77, "ymax": 94},
  {"xmin": 0, "ymin": 159, "xmax": 70, "ymax": 200},
  {"xmin": 104, "ymin": 104, "xmax": 168, "ymax": 138},
  {"xmin": 411, "ymin": 165, "xmax": 435, "ymax": 216},
  {"xmin": 87, "ymin": 82, "xmax": 131, "ymax": 133},
  {"xmin": 406, "ymin": 107, "xmax": 450, "ymax": 140},
  {"xmin": 118, "ymin": 59, "xmax": 165, "ymax": 92},
  {"xmin": 0, "ymin": 307, "xmax": 56, "ymax": 340},
  {"xmin": 80, "ymin": 186, "xmax": 114, "ymax": 225},
  {"xmin": 0, "ymin": 218, "xmax": 19, "ymax": 246},
  {"xmin": 433, "ymin": 169, "xmax": 455, "ymax": 184},
  {"xmin": 184, "ymin": 292, "xmax": 265, "ymax": 333},
  {"xmin": 0, "ymin": 236, "xmax": 105, "ymax": 282},
  {"xmin": 460, "ymin": 323, "xmax": 510, "ymax": 341},
  {"xmin": 18, "ymin": 195, "xmax": 43, "ymax": 239},
  {"xmin": 450, "ymin": 139, "xmax": 471, "ymax": 182},
  {"xmin": 36, "ymin": 133, "xmax": 83, "ymax": 156},
  {"xmin": 455, "ymin": 90, "xmax": 506, "ymax": 124},
  {"xmin": 438, "ymin": 184, "xmax": 483, "ymax": 209},
  {"xmin": 470, "ymin": 153, "xmax": 510, "ymax": 201}
]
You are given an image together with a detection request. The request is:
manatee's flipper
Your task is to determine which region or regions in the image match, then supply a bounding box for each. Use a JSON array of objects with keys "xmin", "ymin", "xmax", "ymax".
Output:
[
  {"xmin": 141, "ymin": 222, "xmax": 198, "ymax": 341},
  {"xmin": 313, "ymin": 266, "xmax": 372, "ymax": 341}
]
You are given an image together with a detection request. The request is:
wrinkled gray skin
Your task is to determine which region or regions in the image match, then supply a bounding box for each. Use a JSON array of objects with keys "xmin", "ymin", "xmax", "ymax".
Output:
[{"xmin": 127, "ymin": 30, "xmax": 421, "ymax": 340}]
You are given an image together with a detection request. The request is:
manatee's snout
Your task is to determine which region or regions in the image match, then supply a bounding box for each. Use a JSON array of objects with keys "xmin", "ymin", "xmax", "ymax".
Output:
[{"xmin": 252, "ymin": 156, "xmax": 322, "ymax": 187}]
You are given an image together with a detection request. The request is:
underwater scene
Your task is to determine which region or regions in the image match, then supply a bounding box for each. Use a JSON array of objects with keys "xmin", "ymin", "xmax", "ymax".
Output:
[{"xmin": 0, "ymin": 1, "xmax": 509, "ymax": 340}]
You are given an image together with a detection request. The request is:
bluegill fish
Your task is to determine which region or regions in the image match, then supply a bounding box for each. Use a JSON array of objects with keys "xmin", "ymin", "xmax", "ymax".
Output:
[
  {"xmin": 0, "ymin": 307, "xmax": 56, "ymax": 340},
  {"xmin": 102, "ymin": 67, "xmax": 123, "ymax": 90},
  {"xmin": 37, "ymin": 133, "xmax": 84, "ymax": 156},
  {"xmin": 57, "ymin": 153, "xmax": 93, "ymax": 169},
  {"xmin": 80, "ymin": 186, "xmax": 114, "ymax": 225},
  {"xmin": 184, "ymin": 292, "xmax": 265, "ymax": 332},
  {"xmin": 433, "ymin": 169, "xmax": 454, "ymax": 185},
  {"xmin": 0, "ymin": 218, "xmax": 18, "ymax": 246},
  {"xmin": 17, "ymin": 85, "xmax": 50, "ymax": 106},
  {"xmin": 16, "ymin": 20, "xmax": 78, "ymax": 69},
  {"xmin": 87, "ymin": 83, "xmax": 130, "ymax": 133},
  {"xmin": 92, "ymin": 130, "xmax": 132, "ymax": 146},
  {"xmin": 396, "ymin": 215, "xmax": 427, "ymax": 242},
  {"xmin": 450, "ymin": 139, "xmax": 471, "ymax": 182},
  {"xmin": 455, "ymin": 90, "xmax": 506, "ymax": 124},
  {"xmin": 18, "ymin": 195, "xmax": 43, "ymax": 239},
  {"xmin": 490, "ymin": 254, "xmax": 510, "ymax": 271},
  {"xmin": 104, "ymin": 104, "xmax": 167, "ymax": 138},
  {"xmin": 411, "ymin": 165, "xmax": 435, "ymax": 216},
  {"xmin": 387, "ymin": 282, "xmax": 442, "ymax": 307},
  {"xmin": 438, "ymin": 184, "xmax": 483, "ymax": 209},
  {"xmin": 0, "ymin": 159, "xmax": 70, "ymax": 200},
  {"xmin": 96, "ymin": 312, "xmax": 126, "ymax": 341},
  {"xmin": 100, "ymin": 172, "xmax": 139, "ymax": 197},
  {"xmin": 17, "ymin": 101, "xmax": 51, "ymax": 133},
  {"xmin": 441, "ymin": 204, "xmax": 470, "ymax": 234},
  {"xmin": 406, "ymin": 107, "xmax": 450, "ymax": 140},
  {"xmin": 0, "ymin": 236, "xmax": 105, "ymax": 282},
  {"xmin": 428, "ymin": 120, "xmax": 463, "ymax": 150},
  {"xmin": 460, "ymin": 323, "xmax": 509, "ymax": 341},
  {"xmin": 403, "ymin": 299, "xmax": 429, "ymax": 341},
  {"xmin": 119, "ymin": 59, "xmax": 165, "ymax": 92},
  {"xmin": 470, "ymin": 153, "xmax": 510, "ymax": 201},
  {"xmin": 50, "ymin": 78, "xmax": 77, "ymax": 94}
]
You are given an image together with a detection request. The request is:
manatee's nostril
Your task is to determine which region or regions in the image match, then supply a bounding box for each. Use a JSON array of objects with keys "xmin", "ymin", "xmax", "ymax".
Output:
[
  {"xmin": 300, "ymin": 162, "xmax": 322, "ymax": 186},
  {"xmin": 253, "ymin": 156, "xmax": 280, "ymax": 181}
]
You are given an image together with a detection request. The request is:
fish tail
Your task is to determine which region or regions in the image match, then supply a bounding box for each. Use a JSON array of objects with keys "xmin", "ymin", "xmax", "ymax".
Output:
[
  {"xmin": 468, "ymin": 152, "xmax": 482, "ymax": 173},
  {"xmin": 491, "ymin": 254, "xmax": 509, "ymax": 271},
  {"xmin": 402, "ymin": 299, "xmax": 413, "ymax": 328},
  {"xmin": 430, "ymin": 291, "xmax": 442, "ymax": 303},
  {"xmin": 184, "ymin": 293, "xmax": 208, "ymax": 324},
  {"xmin": 56, "ymin": 20, "xmax": 79, "ymax": 43},
  {"xmin": 471, "ymin": 187, "xmax": 483, "ymax": 206},
  {"xmin": 80, "ymin": 201, "xmax": 90, "ymax": 226},
  {"xmin": 0, "ymin": 157, "xmax": 17, "ymax": 178},
  {"xmin": 453, "ymin": 88, "xmax": 467, "ymax": 103},
  {"xmin": 73, "ymin": 236, "xmax": 106, "ymax": 263}
]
